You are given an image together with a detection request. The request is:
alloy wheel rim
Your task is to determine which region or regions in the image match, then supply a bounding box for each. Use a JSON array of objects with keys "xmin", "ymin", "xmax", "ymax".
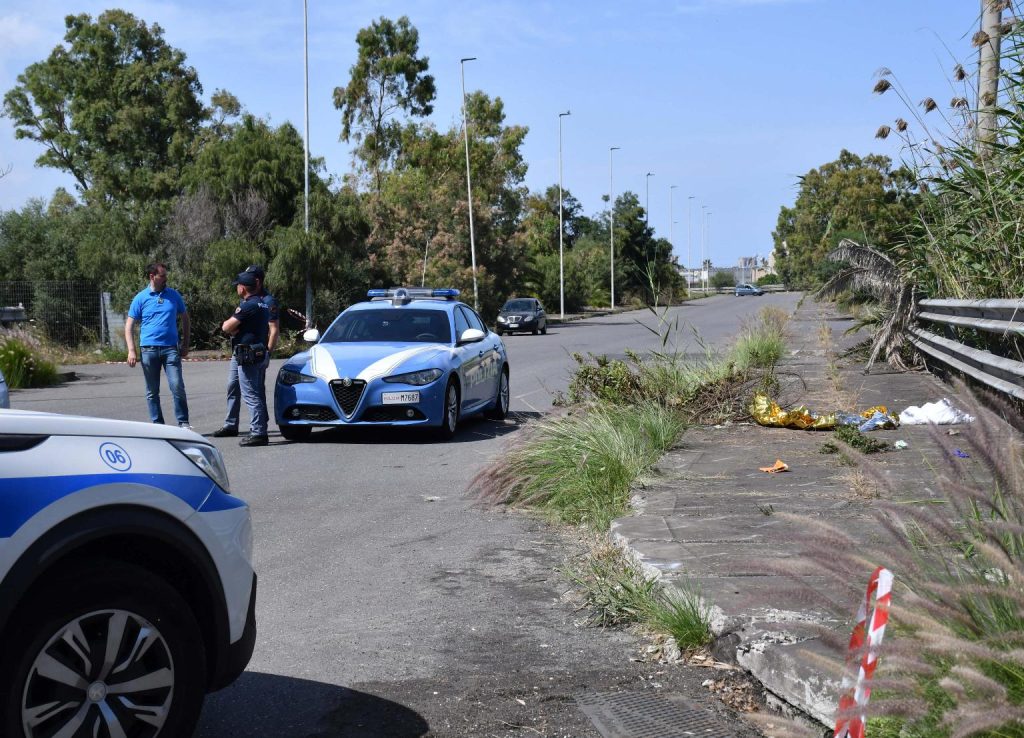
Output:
[
  {"xmin": 500, "ymin": 374, "xmax": 509, "ymax": 412},
  {"xmin": 22, "ymin": 609, "xmax": 174, "ymax": 737}
]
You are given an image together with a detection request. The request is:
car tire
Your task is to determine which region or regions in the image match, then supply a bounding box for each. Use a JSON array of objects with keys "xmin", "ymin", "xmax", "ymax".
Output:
[
  {"xmin": 436, "ymin": 379, "xmax": 460, "ymax": 440},
  {"xmin": 540, "ymin": 324, "xmax": 547, "ymax": 335},
  {"xmin": 0, "ymin": 560, "xmax": 207, "ymax": 738},
  {"xmin": 485, "ymin": 367, "xmax": 510, "ymax": 421},
  {"xmin": 531, "ymin": 327, "xmax": 538, "ymax": 335},
  {"xmin": 279, "ymin": 424, "xmax": 312, "ymax": 441}
]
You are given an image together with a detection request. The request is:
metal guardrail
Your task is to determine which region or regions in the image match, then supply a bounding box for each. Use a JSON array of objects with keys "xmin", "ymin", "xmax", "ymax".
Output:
[{"xmin": 911, "ymin": 298, "xmax": 1024, "ymax": 401}]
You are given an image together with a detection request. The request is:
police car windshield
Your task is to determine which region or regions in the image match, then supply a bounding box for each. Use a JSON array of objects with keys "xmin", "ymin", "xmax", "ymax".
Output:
[
  {"xmin": 503, "ymin": 300, "xmax": 534, "ymax": 312},
  {"xmin": 322, "ymin": 309, "xmax": 452, "ymax": 343}
]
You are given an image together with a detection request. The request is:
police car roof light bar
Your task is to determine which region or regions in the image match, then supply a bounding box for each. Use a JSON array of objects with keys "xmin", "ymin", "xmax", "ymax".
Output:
[{"xmin": 366, "ymin": 287, "xmax": 461, "ymax": 303}]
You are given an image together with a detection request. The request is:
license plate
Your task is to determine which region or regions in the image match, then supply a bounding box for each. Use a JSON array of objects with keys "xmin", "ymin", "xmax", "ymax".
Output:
[
  {"xmin": 507, "ymin": 323, "xmax": 519, "ymax": 328},
  {"xmin": 382, "ymin": 391, "xmax": 420, "ymax": 405}
]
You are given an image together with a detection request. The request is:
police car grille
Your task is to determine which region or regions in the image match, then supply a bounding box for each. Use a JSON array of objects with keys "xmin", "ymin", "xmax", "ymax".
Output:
[{"xmin": 330, "ymin": 380, "xmax": 365, "ymax": 417}]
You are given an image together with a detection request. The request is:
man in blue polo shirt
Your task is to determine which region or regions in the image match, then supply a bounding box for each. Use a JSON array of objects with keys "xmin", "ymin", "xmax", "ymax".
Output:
[{"xmin": 124, "ymin": 262, "xmax": 191, "ymax": 427}]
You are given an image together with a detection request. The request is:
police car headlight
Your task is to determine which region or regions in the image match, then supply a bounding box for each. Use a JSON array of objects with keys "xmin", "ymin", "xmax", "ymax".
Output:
[
  {"xmin": 279, "ymin": 368, "xmax": 317, "ymax": 385},
  {"xmin": 382, "ymin": 368, "xmax": 443, "ymax": 386},
  {"xmin": 170, "ymin": 441, "xmax": 232, "ymax": 492}
]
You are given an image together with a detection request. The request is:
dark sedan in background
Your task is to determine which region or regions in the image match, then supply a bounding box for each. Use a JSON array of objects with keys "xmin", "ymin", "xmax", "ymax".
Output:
[{"xmin": 496, "ymin": 298, "xmax": 547, "ymax": 335}]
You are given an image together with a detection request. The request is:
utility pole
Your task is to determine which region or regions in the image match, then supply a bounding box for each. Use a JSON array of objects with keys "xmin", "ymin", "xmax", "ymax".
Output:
[
  {"xmin": 460, "ymin": 57, "xmax": 479, "ymax": 311},
  {"xmin": 977, "ymin": 0, "xmax": 1003, "ymax": 157}
]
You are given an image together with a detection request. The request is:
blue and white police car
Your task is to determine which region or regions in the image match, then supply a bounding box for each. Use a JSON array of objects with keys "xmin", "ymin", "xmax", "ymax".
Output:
[
  {"xmin": 275, "ymin": 288, "xmax": 510, "ymax": 441},
  {"xmin": 0, "ymin": 409, "xmax": 256, "ymax": 737}
]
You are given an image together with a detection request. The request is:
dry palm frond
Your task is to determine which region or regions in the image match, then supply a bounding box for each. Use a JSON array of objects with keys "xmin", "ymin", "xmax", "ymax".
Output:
[{"xmin": 814, "ymin": 238, "xmax": 917, "ymax": 371}]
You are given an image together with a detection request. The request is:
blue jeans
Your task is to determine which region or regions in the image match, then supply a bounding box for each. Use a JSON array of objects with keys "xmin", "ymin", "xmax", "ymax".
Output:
[
  {"xmin": 225, "ymin": 353, "xmax": 270, "ymax": 428},
  {"xmin": 237, "ymin": 359, "xmax": 268, "ymax": 436},
  {"xmin": 140, "ymin": 346, "xmax": 189, "ymax": 425}
]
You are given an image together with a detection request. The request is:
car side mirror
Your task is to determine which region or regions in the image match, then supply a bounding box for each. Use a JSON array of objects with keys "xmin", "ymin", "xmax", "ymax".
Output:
[
  {"xmin": 302, "ymin": 328, "xmax": 320, "ymax": 343},
  {"xmin": 458, "ymin": 328, "xmax": 486, "ymax": 345}
]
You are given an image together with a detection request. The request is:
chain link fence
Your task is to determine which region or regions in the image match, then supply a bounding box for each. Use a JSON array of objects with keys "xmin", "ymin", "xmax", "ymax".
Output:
[{"xmin": 0, "ymin": 281, "xmax": 122, "ymax": 347}]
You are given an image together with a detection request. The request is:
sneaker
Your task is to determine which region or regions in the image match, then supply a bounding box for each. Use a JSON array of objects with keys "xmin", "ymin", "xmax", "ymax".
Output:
[
  {"xmin": 179, "ymin": 423, "xmax": 194, "ymax": 431},
  {"xmin": 239, "ymin": 435, "xmax": 269, "ymax": 447},
  {"xmin": 212, "ymin": 426, "xmax": 239, "ymax": 438}
]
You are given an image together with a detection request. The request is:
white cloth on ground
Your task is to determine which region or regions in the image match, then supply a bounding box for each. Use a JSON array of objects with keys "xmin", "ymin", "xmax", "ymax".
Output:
[{"xmin": 898, "ymin": 398, "xmax": 974, "ymax": 425}]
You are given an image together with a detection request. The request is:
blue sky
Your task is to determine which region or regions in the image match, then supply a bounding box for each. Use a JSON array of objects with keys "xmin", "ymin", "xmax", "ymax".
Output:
[{"xmin": 0, "ymin": 1, "xmax": 978, "ymax": 268}]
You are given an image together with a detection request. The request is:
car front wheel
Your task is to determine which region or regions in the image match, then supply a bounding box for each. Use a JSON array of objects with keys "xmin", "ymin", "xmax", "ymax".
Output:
[
  {"xmin": 436, "ymin": 379, "xmax": 460, "ymax": 440},
  {"xmin": 0, "ymin": 560, "xmax": 207, "ymax": 738}
]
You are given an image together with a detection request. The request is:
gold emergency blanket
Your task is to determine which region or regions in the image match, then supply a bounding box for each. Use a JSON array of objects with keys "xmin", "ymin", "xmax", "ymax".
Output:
[{"xmin": 750, "ymin": 392, "xmax": 899, "ymax": 431}]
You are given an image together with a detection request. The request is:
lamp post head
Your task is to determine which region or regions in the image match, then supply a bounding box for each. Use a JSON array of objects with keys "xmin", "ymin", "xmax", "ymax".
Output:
[
  {"xmin": 559, "ymin": 110, "xmax": 571, "ymax": 117},
  {"xmin": 670, "ymin": 185, "xmax": 678, "ymax": 190},
  {"xmin": 646, "ymin": 172, "xmax": 654, "ymax": 178},
  {"xmin": 460, "ymin": 57, "xmax": 477, "ymax": 63},
  {"xmin": 610, "ymin": 146, "xmax": 620, "ymax": 151}
]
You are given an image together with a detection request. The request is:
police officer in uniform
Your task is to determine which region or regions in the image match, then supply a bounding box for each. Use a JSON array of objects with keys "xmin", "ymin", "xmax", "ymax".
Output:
[
  {"xmin": 221, "ymin": 271, "xmax": 271, "ymax": 447},
  {"xmin": 212, "ymin": 264, "xmax": 279, "ymax": 437}
]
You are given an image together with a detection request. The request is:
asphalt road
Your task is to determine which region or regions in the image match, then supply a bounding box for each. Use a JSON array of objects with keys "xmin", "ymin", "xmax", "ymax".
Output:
[{"xmin": 12, "ymin": 292, "xmax": 799, "ymax": 737}]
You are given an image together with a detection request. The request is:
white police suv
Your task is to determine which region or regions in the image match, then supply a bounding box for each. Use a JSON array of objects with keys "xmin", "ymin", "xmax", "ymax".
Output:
[{"xmin": 0, "ymin": 409, "xmax": 256, "ymax": 737}]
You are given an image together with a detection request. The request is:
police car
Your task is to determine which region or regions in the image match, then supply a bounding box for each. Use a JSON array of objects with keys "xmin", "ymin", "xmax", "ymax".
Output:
[
  {"xmin": 0, "ymin": 409, "xmax": 256, "ymax": 737},
  {"xmin": 275, "ymin": 288, "xmax": 510, "ymax": 440}
]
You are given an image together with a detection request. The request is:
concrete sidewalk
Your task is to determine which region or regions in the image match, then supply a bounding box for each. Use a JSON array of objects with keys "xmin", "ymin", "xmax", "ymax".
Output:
[{"xmin": 613, "ymin": 298, "xmax": 975, "ymax": 729}]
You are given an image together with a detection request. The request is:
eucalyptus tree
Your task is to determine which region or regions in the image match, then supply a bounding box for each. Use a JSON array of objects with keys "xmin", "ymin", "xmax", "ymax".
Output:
[
  {"xmin": 332, "ymin": 15, "xmax": 436, "ymax": 190},
  {"xmin": 2, "ymin": 9, "xmax": 205, "ymax": 205}
]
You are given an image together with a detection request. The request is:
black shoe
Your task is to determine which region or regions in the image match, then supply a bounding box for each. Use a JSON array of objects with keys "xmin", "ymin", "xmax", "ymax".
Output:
[
  {"xmin": 212, "ymin": 426, "xmax": 238, "ymax": 437},
  {"xmin": 239, "ymin": 435, "xmax": 269, "ymax": 447}
]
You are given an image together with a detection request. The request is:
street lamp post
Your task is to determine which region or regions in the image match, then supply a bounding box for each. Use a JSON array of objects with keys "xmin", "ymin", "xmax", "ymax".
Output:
[
  {"xmin": 558, "ymin": 110, "xmax": 571, "ymax": 320},
  {"xmin": 460, "ymin": 56, "xmax": 478, "ymax": 311},
  {"xmin": 687, "ymin": 195, "xmax": 695, "ymax": 288},
  {"xmin": 645, "ymin": 172, "xmax": 654, "ymax": 224},
  {"xmin": 706, "ymin": 211, "xmax": 713, "ymax": 291},
  {"xmin": 669, "ymin": 185, "xmax": 677, "ymax": 265},
  {"xmin": 701, "ymin": 205, "xmax": 707, "ymax": 292},
  {"xmin": 303, "ymin": 0, "xmax": 313, "ymax": 327},
  {"xmin": 609, "ymin": 146, "xmax": 620, "ymax": 309}
]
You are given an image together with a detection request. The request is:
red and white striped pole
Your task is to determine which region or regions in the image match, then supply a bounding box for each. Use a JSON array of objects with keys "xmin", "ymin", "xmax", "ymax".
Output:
[{"xmin": 834, "ymin": 566, "xmax": 893, "ymax": 738}]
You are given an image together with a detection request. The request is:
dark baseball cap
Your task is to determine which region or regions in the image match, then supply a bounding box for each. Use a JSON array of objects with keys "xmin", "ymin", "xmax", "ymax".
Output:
[
  {"xmin": 244, "ymin": 264, "xmax": 265, "ymax": 279},
  {"xmin": 232, "ymin": 271, "xmax": 259, "ymax": 287}
]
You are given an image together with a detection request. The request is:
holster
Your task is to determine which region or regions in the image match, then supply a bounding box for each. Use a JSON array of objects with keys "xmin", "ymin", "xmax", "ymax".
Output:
[{"xmin": 234, "ymin": 343, "xmax": 267, "ymax": 366}]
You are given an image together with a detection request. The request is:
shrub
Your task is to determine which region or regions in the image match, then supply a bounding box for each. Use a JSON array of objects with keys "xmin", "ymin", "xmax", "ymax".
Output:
[
  {"xmin": 472, "ymin": 402, "xmax": 686, "ymax": 529},
  {"xmin": 756, "ymin": 273, "xmax": 781, "ymax": 286},
  {"xmin": 0, "ymin": 335, "xmax": 59, "ymax": 388}
]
